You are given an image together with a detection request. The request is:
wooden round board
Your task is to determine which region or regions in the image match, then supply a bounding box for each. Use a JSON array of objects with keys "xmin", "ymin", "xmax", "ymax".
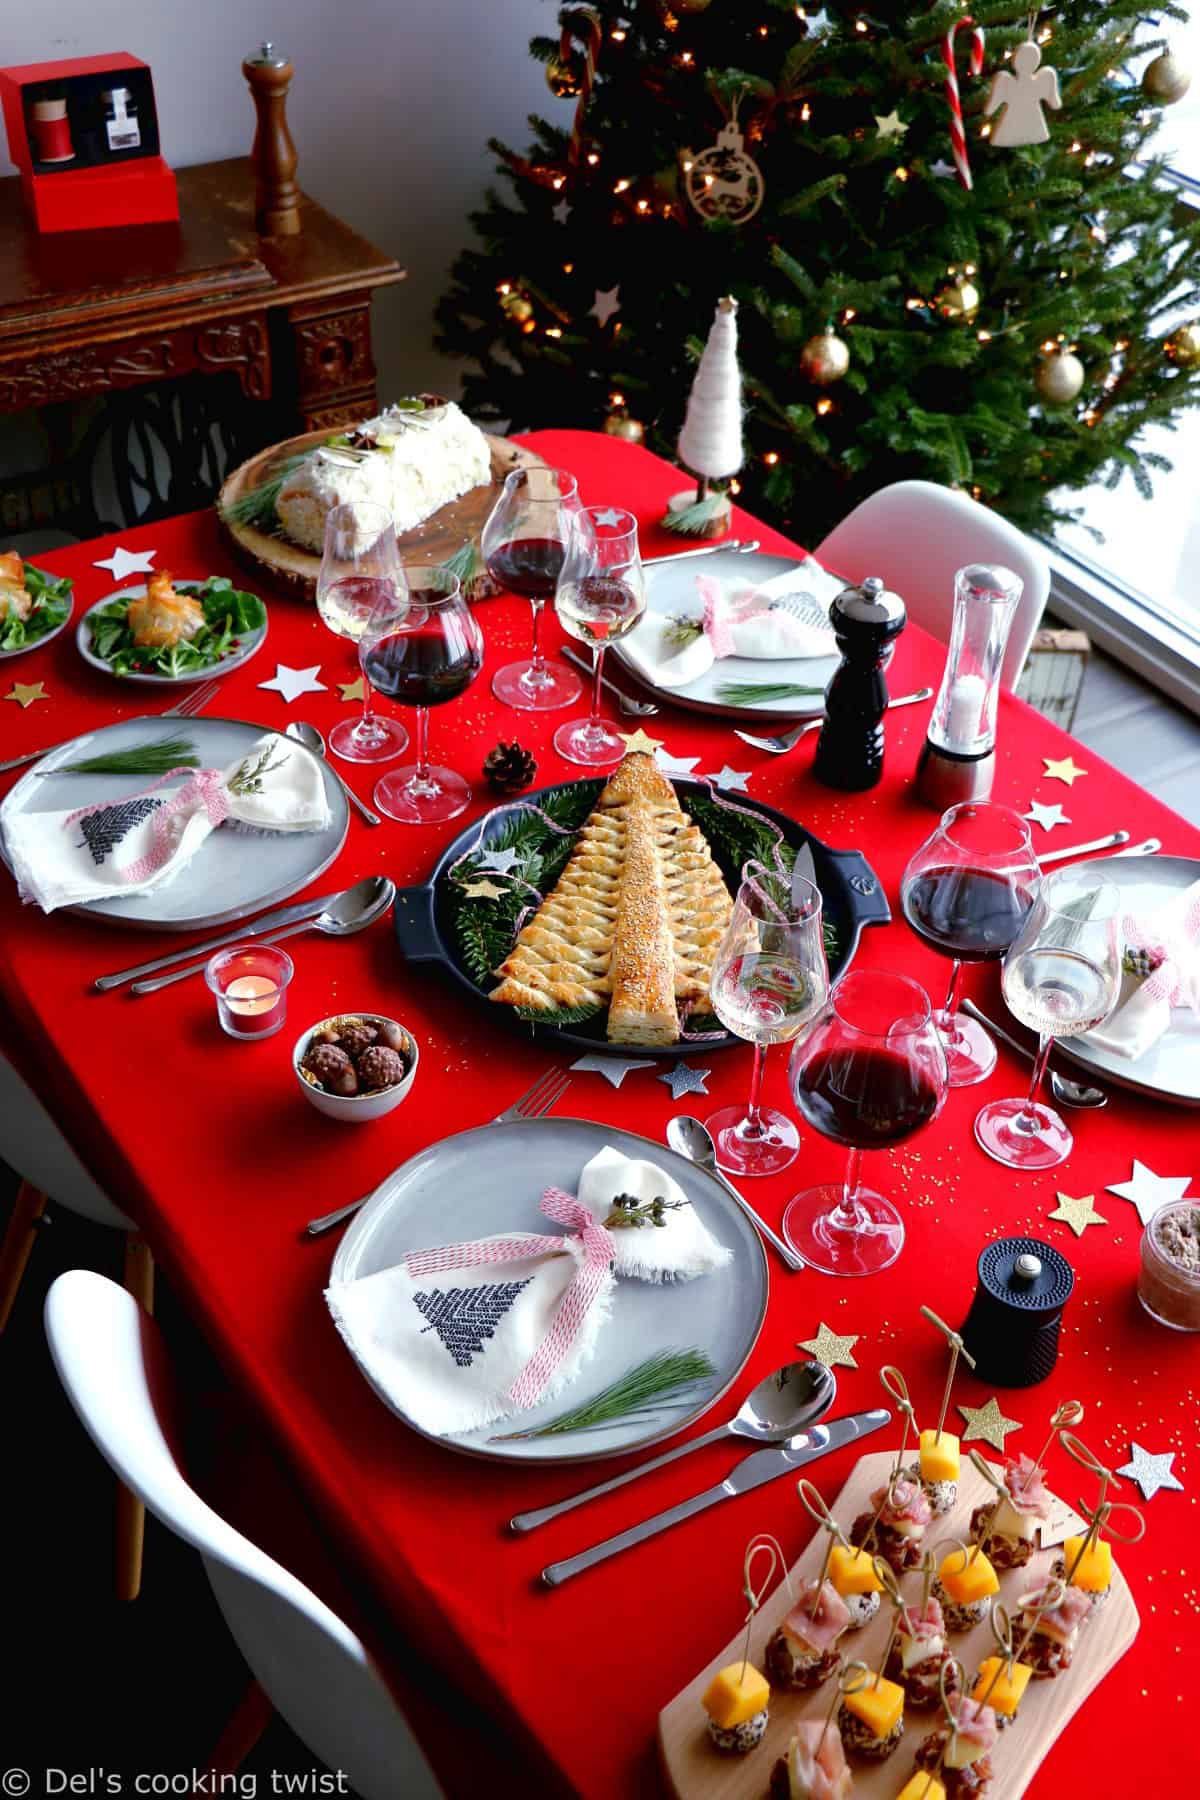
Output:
[
  {"xmin": 658, "ymin": 1448, "xmax": 1138, "ymax": 1800},
  {"xmin": 217, "ymin": 426, "xmax": 545, "ymax": 601}
]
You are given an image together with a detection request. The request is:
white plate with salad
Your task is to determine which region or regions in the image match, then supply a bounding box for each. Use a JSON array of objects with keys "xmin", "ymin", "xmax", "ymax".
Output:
[
  {"xmin": 76, "ymin": 573, "xmax": 268, "ymax": 685},
  {"xmin": 0, "ymin": 556, "xmax": 74, "ymax": 660}
]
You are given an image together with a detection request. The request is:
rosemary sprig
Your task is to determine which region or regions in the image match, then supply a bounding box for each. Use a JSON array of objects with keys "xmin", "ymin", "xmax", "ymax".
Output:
[
  {"xmin": 490, "ymin": 1347, "xmax": 717, "ymax": 1440},
  {"xmin": 54, "ymin": 736, "xmax": 199, "ymax": 776},
  {"xmin": 661, "ymin": 613, "xmax": 704, "ymax": 651},
  {"xmin": 603, "ymin": 1191, "xmax": 686, "ymax": 1230},
  {"xmin": 229, "ymin": 745, "xmax": 288, "ymax": 795},
  {"xmin": 715, "ymin": 678, "xmax": 825, "ymax": 704}
]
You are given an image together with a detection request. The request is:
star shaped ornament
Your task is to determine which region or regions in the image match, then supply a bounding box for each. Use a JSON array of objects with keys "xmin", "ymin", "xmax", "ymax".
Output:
[
  {"xmin": 930, "ymin": 158, "xmax": 957, "ymax": 179},
  {"xmin": 1025, "ymin": 799, "xmax": 1071, "ymax": 832},
  {"xmin": 875, "ymin": 110, "xmax": 909, "ymax": 141},
  {"xmin": 570, "ymin": 1054, "xmax": 657, "ymax": 1089},
  {"xmin": 1048, "ymin": 1191, "xmax": 1108, "ymax": 1238},
  {"xmin": 656, "ymin": 1060, "xmax": 711, "ymax": 1100},
  {"xmin": 1043, "ymin": 754, "xmax": 1087, "ymax": 788},
  {"xmin": 590, "ymin": 285, "xmax": 621, "ymax": 327},
  {"xmin": 4, "ymin": 680, "xmax": 48, "ymax": 708},
  {"xmin": 1116, "ymin": 1440, "xmax": 1185, "ymax": 1501},
  {"xmin": 337, "ymin": 676, "xmax": 365, "ymax": 703},
  {"xmin": 258, "ymin": 663, "xmax": 327, "ymax": 704},
  {"xmin": 707, "ymin": 766, "xmax": 751, "ymax": 793},
  {"xmin": 474, "ymin": 847, "xmax": 520, "ymax": 876},
  {"xmin": 460, "ymin": 879, "xmax": 508, "ymax": 900},
  {"xmin": 593, "ymin": 507, "xmax": 626, "ymax": 529},
  {"xmin": 552, "ymin": 198, "xmax": 571, "ymax": 226},
  {"xmin": 1106, "ymin": 1159, "xmax": 1193, "ymax": 1227},
  {"xmin": 619, "ymin": 727, "xmax": 664, "ymax": 756},
  {"xmin": 797, "ymin": 1321, "xmax": 861, "ymax": 1371},
  {"xmin": 93, "ymin": 545, "xmax": 157, "ymax": 582},
  {"xmin": 654, "ymin": 749, "xmax": 700, "ymax": 778},
  {"xmin": 958, "ymin": 1396, "xmax": 1022, "ymax": 1451}
]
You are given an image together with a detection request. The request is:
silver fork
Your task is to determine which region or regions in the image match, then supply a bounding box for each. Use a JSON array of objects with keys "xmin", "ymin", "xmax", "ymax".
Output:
[
  {"xmin": 560, "ymin": 646, "xmax": 659, "ymax": 717},
  {"xmin": 734, "ymin": 686, "xmax": 934, "ymax": 755},
  {"xmin": 302, "ymin": 1066, "xmax": 572, "ymax": 1237},
  {"xmin": 0, "ymin": 676, "xmax": 222, "ymax": 775}
]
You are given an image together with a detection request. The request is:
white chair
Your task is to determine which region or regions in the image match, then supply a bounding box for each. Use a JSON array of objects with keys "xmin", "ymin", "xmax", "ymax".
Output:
[
  {"xmin": 815, "ymin": 480, "xmax": 1051, "ymax": 689},
  {"xmin": 0, "ymin": 1051, "xmax": 153, "ymax": 1597},
  {"xmin": 44, "ymin": 1268, "xmax": 443, "ymax": 1800}
]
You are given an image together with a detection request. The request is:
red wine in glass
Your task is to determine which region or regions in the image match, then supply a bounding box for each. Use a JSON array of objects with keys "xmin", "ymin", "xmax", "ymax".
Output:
[
  {"xmin": 363, "ymin": 628, "xmax": 482, "ymax": 706},
  {"xmin": 902, "ymin": 866, "xmax": 1035, "ymax": 963},
  {"xmin": 793, "ymin": 1044, "xmax": 943, "ymax": 1148},
  {"xmin": 487, "ymin": 537, "xmax": 567, "ymax": 602}
]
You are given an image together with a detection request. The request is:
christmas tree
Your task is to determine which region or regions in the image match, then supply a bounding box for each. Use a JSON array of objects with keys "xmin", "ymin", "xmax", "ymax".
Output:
[{"xmin": 437, "ymin": 2, "xmax": 1200, "ymax": 545}]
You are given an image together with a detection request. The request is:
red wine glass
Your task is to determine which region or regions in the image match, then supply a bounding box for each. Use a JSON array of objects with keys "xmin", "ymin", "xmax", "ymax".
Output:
[
  {"xmin": 783, "ymin": 970, "xmax": 948, "ymax": 1277},
  {"xmin": 481, "ymin": 465, "xmax": 591, "ymax": 711},
  {"xmin": 553, "ymin": 506, "xmax": 645, "ymax": 766},
  {"xmin": 366, "ymin": 568, "xmax": 484, "ymax": 825},
  {"xmin": 900, "ymin": 802, "xmax": 1040, "ymax": 1087},
  {"xmin": 315, "ymin": 501, "xmax": 410, "ymax": 764}
]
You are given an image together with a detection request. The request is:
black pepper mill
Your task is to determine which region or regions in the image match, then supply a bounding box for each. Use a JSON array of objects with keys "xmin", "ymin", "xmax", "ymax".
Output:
[{"xmin": 812, "ymin": 576, "xmax": 907, "ymax": 791}]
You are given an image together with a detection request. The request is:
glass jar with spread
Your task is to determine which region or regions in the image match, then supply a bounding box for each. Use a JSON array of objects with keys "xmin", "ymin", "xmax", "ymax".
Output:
[{"xmin": 1137, "ymin": 1200, "xmax": 1200, "ymax": 1331}]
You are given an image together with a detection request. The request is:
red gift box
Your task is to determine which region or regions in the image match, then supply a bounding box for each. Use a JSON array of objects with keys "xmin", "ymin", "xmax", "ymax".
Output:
[{"xmin": 0, "ymin": 52, "xmax": 178, "ymax": 233}]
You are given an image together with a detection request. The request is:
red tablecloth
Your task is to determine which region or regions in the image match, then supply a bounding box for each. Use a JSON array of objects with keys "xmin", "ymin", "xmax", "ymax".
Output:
[{"xmin": 2, "ymin": 432, "xmax": 1196, "ymax": 1797}]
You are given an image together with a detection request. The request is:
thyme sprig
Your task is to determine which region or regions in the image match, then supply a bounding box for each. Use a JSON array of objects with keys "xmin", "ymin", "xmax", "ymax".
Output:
[{"xmin": 229, "ymin": 745, "xmax": 288, "ymax": 796}]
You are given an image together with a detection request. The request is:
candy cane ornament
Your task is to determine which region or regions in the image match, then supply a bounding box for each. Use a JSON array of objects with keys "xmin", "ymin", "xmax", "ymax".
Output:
[{"xmin": 943, "ymin": 15, "xmax": 986, "ymax": 190}]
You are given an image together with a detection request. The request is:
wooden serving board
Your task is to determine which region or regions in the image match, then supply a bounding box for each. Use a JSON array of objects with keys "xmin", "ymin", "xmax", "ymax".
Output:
[
  {"xmin": 217, "ymin": 424, "xmax": 544, "ymax": 602},
  {"xmin": 658, "ymin": 1450, "xmax": 1137, "ymax": 1800}
]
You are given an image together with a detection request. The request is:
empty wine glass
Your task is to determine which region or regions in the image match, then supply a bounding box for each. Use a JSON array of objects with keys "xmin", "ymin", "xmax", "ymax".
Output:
[
  {"xmin": 974, "ymin": 868, "xmax": 1121, "ymax": 1170},
  {"xmin": 900, "ymin": 802, "xmax": 1040, "ymax": 1086},
  {"xmin": 553, "ymin": 506, "xmax": 646, "ymax": 766},
  {"xmin": 365, "ymin": 568, "xmax": 485, "ymax": 825},
  {"xmin": 706, "ymin": 862, "xmax": 830, "ymax": 1177},
  {"xmin": 481, "ymin": 465, "xmax": 591, "ymax": 711},
  {"xmin": 783, "ymin": 971, "xmax": 948, "ymax": 1277},
  {"xmin": 315, "ymin": 500, "xmax": 409, "ymax": 763}
]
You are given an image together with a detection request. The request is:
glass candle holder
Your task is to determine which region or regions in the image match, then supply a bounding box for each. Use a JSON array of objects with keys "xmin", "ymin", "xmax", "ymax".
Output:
[
  {"xmin": 205, "ymin": 943, "xmax": 294, "ymax": 1040},
  {"xmin": 1137, "ymin": 1201, "xmax": 1200, "ymax": 1332}
]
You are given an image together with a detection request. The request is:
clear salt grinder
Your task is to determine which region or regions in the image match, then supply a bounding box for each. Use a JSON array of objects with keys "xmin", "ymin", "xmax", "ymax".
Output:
[{"xmin": 915, "ymin": 563, "xmax": 1023, "ymax": 809}]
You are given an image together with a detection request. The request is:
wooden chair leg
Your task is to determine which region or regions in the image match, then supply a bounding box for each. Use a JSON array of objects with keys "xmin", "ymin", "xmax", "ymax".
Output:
[
  {"xmin": 0, "ymin": 1182, "xmax": 47, "ymax": 1334},
  {"xmin": 204, "ymin": 1679, "xmax": 274, "ymax": 1777},
  {"xmin": 115, "ymin": 1236, "xmax": 155, "ymax": 1601}
]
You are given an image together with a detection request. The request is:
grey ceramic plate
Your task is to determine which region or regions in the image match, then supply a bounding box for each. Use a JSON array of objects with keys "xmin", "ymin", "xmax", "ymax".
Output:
[
  {"xmin": 75, "ymin": 580, "xmax": 268, "ymax": 686},
  {"xmin": 611, "ymin": 549, "xmax": 840, "ymax": 721},
  {"xmin": 0, "ymin": 715, "xmax": 349, "ymax": 931},
  {"xmin": 330, "ymin": 1116, "xmax": 769, "ymax": 1464},
  {"xmin": 1056, "ymin": 851, "xmax": 1200, "ymax": 1107}
]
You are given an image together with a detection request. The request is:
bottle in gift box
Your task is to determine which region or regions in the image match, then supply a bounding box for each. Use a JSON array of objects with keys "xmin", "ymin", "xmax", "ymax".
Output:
[
  {"xmin": 916, "ymin": 565, "xmax": 1023, "ymax": 809},
  {"xmin": 812, "ymin": 575, "xmax": 906, "ymax": 791},
  {"xmin": 31, "ymin": 97, "xmax": 75, "ymax": 164},
  {"xmin": 102, "ymin": 87, "xmax": 141, "ymax": 152}
]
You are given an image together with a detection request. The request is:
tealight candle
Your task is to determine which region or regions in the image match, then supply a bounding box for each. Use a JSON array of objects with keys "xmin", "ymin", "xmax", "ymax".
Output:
[{"xmin": 205, "ymin": 944, "xmax": 294, "ymax": 1040}]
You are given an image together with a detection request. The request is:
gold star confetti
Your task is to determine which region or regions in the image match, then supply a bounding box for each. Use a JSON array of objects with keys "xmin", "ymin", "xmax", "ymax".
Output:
[
  {"xmin": 958, "ymin": 1396, "xmax": 1023, "ymax": 1450},
  {"xmin": 338, "ymin": 676, "xmax": 365, "ymax": 702},
  {"xmin": 618, "ymin": 727, "xmax": 665, "ymax": 756},
  {"xmin": 1043, "ymin": 754, "xmax": 1087, "ymax": 787},
  {"xmin": 1048, "ymin": 1191, "xmax": 1108, "ymax": 1237},
  {"xmin": 797, "ymin": 1321, "xmax": 861, "ymax": 1370},
  {"xmin": 4, "ymin": 681, "xmax": 48, "ymax": 708},
  {"xmin": 460, "ymin": 878, "xmax": 508, "ymax": 900}
]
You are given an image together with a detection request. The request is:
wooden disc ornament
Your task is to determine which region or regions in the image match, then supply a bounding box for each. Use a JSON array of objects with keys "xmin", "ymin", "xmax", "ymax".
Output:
[
  {"xmin": 1037, "ymin": 349, "xmax": 1085, "ymax": 406},
  {"xmin": 1142, "ymin": 50, "xmax": 1192, "ymax": 106},
  {"xmin": 684, "ymin": 98, "xmax": 764, "ymax": 227},
  {"xmin": 800, "ymin": 331, "xmax": 850, "ymax": 384}
]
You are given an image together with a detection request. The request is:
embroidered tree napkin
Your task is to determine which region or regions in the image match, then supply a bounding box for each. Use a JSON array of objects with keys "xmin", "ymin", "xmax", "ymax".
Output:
[
  {"xmin": 3, "ymin": 731, "xmax": 330, "ymax": 913},
  {"xmin": 576, "ymin": 1145, "xmax": 734, "ymax": 1283}
]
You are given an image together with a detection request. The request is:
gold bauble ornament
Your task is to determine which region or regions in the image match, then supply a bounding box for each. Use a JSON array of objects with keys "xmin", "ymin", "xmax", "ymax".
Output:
[
  {"xmin": 935, "ymin": 275, "xmax": 982, "ymax": 324},
  {"xmin": 800, "ymin": 331, "xmax": 850, "ymax": 385},
  {"xmin": 501, "ymin": 293, "xmax": 534, "ymax": 324},
  {"xmin": 604, "ymin": 412, "xmax": 646, "ymax": 443},
  {"xmin": 545, "ymin": 53, "xmax": 584, "ymax": 100},
  {"xmin": 1142, "ymin": 50, "xmax": 1192, "ymax": 106},
  {"xmin": 1167, "ymin": 323, "xmax": 1200, "ymax": 368},
  {"xmin": 663, "ymin": 0, "xmax": 713, "ymax": 13},
  {"xmin": 1037, "ymin": 349, "xmax": 1086, "ymax": 405}
]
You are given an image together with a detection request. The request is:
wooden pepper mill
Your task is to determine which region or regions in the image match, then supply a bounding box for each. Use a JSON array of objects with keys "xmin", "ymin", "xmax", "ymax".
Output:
[
  {"xmin": 812, "ymin": 575, "xmax": 907, "ymax": 791},
  {"xmin": 242, "ymin": 41, "xmax": 301, "ymax": 236}
]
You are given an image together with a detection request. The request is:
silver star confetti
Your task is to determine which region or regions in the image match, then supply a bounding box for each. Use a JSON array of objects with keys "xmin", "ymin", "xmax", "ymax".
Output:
[
  {"xmin": 93, "ymin": 545, "xmax": 157, "ymax": 582},
  {"xmin": 258, "ymin": 663, "xmax": 328, "ymax": 704},
  {"xmin": 1115, "ymin": 1440, "xmax": 1185, "ymax": 1501},
  {"xmin": 570, "ymin": 1054, "xmax": 657, "ymax": 1089},
  {"xmin": 592, "ymin": 507, "xmax": 625, "ymax": 529},
  {"xmin": 656, "ymin": 1060, "xmax": 712, "ymax": 1100},
  {"xmin": 654, "ymin": 749, "xmax": 701, "ymax": 778},
  {"xmin": 706, "ymin": 766, "xmax": 751, "ymax": 793},
  {"xmin": 1025, "ymin": 799, "xmax": 1071, "ymax": 832},
  {"xmin": 474, "ymin": 847, "xmax": 519, "ymax": 876},
  {"xmin": 1106, "ymin": 1159, "xmax": 1193, "ymax": 1227},
  {"xmin": 589, "ymin": 285, "xmax": 621, "ymax": 327}
]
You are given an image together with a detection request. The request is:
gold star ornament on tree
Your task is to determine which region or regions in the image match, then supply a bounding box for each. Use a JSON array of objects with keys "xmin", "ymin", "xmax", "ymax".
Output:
[
  {"xmin": 4, "ymin": 681, "xmax": 48, "ymax": 708},
  {"xmin": 958, "ymin": 1396, "xmax": 1022, "ymax": 1450},
  {"xmin": 1043, "ymin": 754, "xmax": 1087, "ymax": 787},
  {"xmin": 874, "ymin": 110, "xmax": 908, "ymax": 141},
  {"xmin": 1048, "ymin": 1191, "xmax": 1108, "ymax": 1238},
  {"xmin": 797, "ymin": 1321, "xmax": 861, "ymax": 1370}
]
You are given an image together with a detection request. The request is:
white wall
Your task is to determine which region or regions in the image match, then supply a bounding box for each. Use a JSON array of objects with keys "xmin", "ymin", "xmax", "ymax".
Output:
[{"xmin": 1, "ymin": 0, "xmax": 556, "ymax": 399}]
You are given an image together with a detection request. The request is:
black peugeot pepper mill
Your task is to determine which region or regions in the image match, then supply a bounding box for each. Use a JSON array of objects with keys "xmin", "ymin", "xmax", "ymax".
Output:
[{"xmin": 812, "ymin": 575, "xmax": 907, "ymax": 791}]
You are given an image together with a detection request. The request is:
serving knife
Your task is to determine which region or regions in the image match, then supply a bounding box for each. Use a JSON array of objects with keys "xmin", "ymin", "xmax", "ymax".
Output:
[
  {"xmin": 540, "ymin": 1407, "xmax": 890, "ymax": 1588},
  {"xmin": 93, "ymin": 886, "xmax": 347, "ymax": 991}
]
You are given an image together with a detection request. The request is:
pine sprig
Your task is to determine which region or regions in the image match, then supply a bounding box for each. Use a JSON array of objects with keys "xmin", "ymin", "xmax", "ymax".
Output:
[
  {"xmin": 714, "ymin": 679, "xmax": 825, "ymax": 704},
  {"xmin": 489, "ymin": 1347, "xmax": 717, "ymax": 1440},
  {"xmin": 221, "ymin": 452, "xmax": 310, "ymax": 532},
  {"xmin": 55, "ymin": 736, "xmax": 198, "ymax": 776}
]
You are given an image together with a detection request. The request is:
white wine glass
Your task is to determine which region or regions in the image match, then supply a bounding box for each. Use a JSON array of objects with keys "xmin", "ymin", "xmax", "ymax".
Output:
[
  {"xmin": 974, "ymin": 868, "xmax": 1122, "ymax": 1171},
  {"xmin": 553, "ymin": 506, "xmax": 646, "ymax": 766},
  {"xmin": 706, "ymin": 861, "xmax": 830, "ymax": 1177},
  {"xmin": 315, "ymin": 500, "xmax": 410, "ymax": 763}
]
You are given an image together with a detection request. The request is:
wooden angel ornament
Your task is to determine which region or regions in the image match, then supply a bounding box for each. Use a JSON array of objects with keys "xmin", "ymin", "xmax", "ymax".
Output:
[{"xmin": 983, "ymin": 38, "xmax": 1062, "ymax": 147}]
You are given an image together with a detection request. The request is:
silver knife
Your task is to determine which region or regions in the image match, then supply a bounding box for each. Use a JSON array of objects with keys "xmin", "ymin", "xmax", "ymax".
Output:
[
  {"xmin": 93, "ymin": 886, "xmax": 346, "ymax": 991},
  {"xmin": 541, "ymin": 1407, "xmax": 890, "ymax": 1588}
]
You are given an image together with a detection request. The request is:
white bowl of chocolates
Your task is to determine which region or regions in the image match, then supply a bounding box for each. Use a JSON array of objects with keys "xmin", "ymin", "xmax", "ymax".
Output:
[{"xmin": 293, "ymin": 1012, "xmax": 418, "ymax": 1122}]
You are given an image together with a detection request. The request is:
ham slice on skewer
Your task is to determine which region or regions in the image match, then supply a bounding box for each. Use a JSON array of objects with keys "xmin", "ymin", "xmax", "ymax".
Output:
[
  {"xmin": 783, "ymin": 1580, "xmax": 853, "ymax": 1654},
  {"xmin": 872, "ymin": 1475, "xmax": 934, "ymax": 1535},
  {"xmin": 784, "ymin": 1720, "xmax": 853, "ymax": 1800},
  {"xmin": 1019, "ymin": 1580, "xmax": 1091, "ymax": 1643},
  {"xmin": 1005, "ymin": 1452, "xmax": 1053, "ymax": 1520}
]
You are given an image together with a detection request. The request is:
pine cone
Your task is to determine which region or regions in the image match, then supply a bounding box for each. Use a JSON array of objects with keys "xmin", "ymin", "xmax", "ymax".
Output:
[{"xmin": 483, "ymin": 740, "xmax": 537, "ymax": 795}]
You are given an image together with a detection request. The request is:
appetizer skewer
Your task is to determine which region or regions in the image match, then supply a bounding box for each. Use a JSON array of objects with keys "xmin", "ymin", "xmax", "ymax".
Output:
[
  {"xmin": 850, "ymin": 1370, "xmax": 932, "ymax": 1574},
  {"xmin": 800, "ymin": 1479, "xmax": 884, "ymax": 1630},
  {"xmin": 1048, "ymin": 1428, "xmax": 1143, "ymax": 1614},
  {"xmin": 931, "ymin": 1536, "xmax": 1000, "ymax": 1633},
  {"xmin": 885, "ymin": 1554, "xmax": 960, "ymax": 1709},
  {"xmin": 906, "ymin": 1309, "xmax": 977, "ymax": 1515},
  {"xmin": 966, "ymin": 1449, "xmax": 1052, "ymax": 1572},
  {"xmin": 837, "ymin": 1587, "xmax": 907, "ymax": 1763},
  {"xmin": 970, "ymin": 1604, "xmax": 1032, "ymax": 1730},
  {"xmin": 702, "ymin": 1533, "xmax": 783, "ymax": 1753},
  {"xmin": 913, "ymin": 1659, "xmax": 998, "ymax": 1798},
  {"xmin": 767, "ymin": 1485, "xmax": 851, "ymax": 1689},
  {"xmin": 769, "ymin": 1661, "xmax": 865, "ymax": 1800}
]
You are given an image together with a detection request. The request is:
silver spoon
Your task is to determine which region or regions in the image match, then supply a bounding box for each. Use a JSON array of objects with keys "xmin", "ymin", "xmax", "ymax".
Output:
[
  {"xmin": 286, "ymin": 720, "xmax": 381, "ymax": 827},
  {"xmin": 735, "ymin": 687, "xmax": 935, "ymax": 755},
  {"xmin": 959, "ymin": 999, "xmax": 1108, "ymax": 1109},
  {"xmin": 130, "ymin": 876, "xmax": 396, "ymax": 994},
  {"xmin": 667, "ymin": 1114, "xmax": 805, "ymax": 1270},
  {"xmin": 509, "ymin": 1358, "xmax": 836, "ymax": 1534}
]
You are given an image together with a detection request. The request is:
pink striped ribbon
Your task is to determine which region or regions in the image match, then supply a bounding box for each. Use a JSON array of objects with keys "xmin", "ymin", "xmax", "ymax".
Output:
[
  {"xmin": 65, "ymin": 766, "xmax": 231, "ymax": 885},
  {"xmin": 405, "ymin": 1187, "xmax": 614, "ymax": 1410},
  {"xmin": 943, "ymin": 15, "xmax": 986, "ymax": 191},
  {"xmin": 1123, "ymin": 890, "xmax": 1200, "ymax": 1010}
]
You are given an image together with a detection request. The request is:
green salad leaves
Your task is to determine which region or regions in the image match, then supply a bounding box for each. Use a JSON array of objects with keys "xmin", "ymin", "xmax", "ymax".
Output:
[
  {"xmin": 86, "ymin": 577, "xmax": 266, "ymax": 679},
  {"xmin": 0, "ymin": 564, "xmax": 73, "ymax": 653}
]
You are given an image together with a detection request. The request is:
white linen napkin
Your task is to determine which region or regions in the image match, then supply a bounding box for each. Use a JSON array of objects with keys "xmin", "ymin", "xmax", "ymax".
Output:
[
  {"xmin": 621, "ymin": 556, "xmax": 842, "ymax": 691},
  {"xmin": 1082, "ymin": 877, "xmax": 1200, "ymax": 1061},
  {"xmin": 576, "ymin": 1145, "xmax": 733, "ymax": 1283},
  {"xmin": 2, "ymin": 731, "xmax": 331, "ymax": 913}
]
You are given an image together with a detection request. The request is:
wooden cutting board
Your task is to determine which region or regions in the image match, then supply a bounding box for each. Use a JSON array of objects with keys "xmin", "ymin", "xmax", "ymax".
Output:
[
  {"xmin": 658, "ymin": 1449, "xmax": 1137, "ymax": 1800},
  {"xmin": 216, "ymin": 424, "xmax": 544, "ymax": 601}
]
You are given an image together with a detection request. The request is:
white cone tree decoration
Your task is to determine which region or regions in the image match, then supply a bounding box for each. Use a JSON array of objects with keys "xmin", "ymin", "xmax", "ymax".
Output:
[{"xmin": 665, "ymin": 296, "xmax": 745, "ymax": 537}]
